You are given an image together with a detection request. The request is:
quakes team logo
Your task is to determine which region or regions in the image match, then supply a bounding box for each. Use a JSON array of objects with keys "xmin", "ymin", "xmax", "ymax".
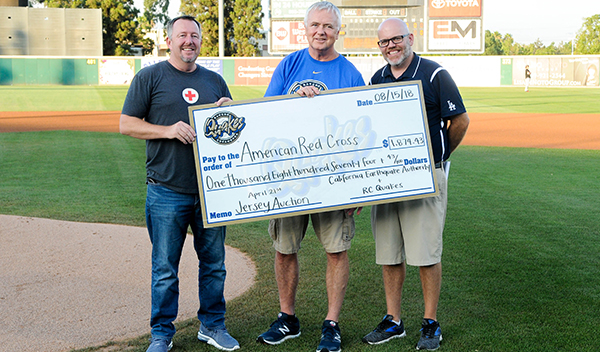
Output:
[
  {"xmin": 287, "ymin": 79, "xmax": 328, "ymax": 95},
  {"xmin": 204, "ymin": 111, "xmax": 246, "ymax": 145}
]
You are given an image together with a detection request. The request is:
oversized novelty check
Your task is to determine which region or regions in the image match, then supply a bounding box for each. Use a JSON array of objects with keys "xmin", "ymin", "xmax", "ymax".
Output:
[{"xmin": 189, "ymin": 81, "xmax": 438, "ymax": 228}]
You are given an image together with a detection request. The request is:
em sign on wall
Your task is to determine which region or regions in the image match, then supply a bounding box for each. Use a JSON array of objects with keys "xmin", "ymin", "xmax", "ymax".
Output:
[
  {"xmin": 428, "ymin": 19, "xmax": 482, "ymax": 51},
  {"xmin": 427, "ymin": 0, "xmax": 483, "ymax": 53}
]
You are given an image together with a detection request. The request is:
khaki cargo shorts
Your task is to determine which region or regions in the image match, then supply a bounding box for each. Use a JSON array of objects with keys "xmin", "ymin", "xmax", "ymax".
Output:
[
  {"xmin": 268, "ymin": 210, "xmax": 355, "ymax": 254},
  {"xmin": 371, "ymin": 168, "xmax": 448, "ymax": 266}
]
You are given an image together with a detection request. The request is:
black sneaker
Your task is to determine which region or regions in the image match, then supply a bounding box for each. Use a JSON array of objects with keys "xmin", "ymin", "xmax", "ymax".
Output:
[
  {"xmin": 416, "ymin": 319, "xmax": 442, "ymax": 351},
  {"xmin": 256, "ymin": 312, "xmax": 301, "ymax": 345},
  {"xmin": 362, "ymin": 314, "xmax": 406, "ymax": 345},
  {"xmin": 316, "ymin": 320, "xmax": 341, "ymax": 352}
]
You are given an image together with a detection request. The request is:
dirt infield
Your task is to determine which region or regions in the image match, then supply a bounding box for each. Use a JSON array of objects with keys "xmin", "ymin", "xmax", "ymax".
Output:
[
  {"xmin": 462, "ymin": 112, "xmax": 600, "ymax": 150},
  {"xmin": 0, "ymin": 111, "xmax": 122, "ymax": 133},
  {"xmin": 1, "ymin": 110, "xmax": 599, "ymax": 150}
]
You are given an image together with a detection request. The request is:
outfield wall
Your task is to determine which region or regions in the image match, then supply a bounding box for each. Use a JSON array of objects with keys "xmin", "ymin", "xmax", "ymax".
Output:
[{"xmin": 1, "ymin": 55, "xmax": 598, "ymax": 88}]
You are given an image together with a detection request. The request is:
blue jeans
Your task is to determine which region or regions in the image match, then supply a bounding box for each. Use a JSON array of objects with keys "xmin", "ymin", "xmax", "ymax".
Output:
[{"xmin": 146, "ymin": 183, "xmax": 227, "ymax": 340}]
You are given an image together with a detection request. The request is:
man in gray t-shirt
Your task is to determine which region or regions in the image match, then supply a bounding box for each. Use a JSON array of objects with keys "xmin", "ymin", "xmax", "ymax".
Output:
[{"xmin": 120, "ymin": 15, "xmax": 238, "ymax": 352}]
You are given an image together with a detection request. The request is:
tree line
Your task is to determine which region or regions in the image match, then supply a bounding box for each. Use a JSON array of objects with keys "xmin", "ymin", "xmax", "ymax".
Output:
[
  {"xmin": 41, "ymin": 0, "xmax": 264, "ymax": 56},
  {"xmin": 485, "ymin": 14, "xmax": 600, "ymax": 55},
  {"xmin": 35, "ymin": 1, "xmax": 600, "ymax": 57}
]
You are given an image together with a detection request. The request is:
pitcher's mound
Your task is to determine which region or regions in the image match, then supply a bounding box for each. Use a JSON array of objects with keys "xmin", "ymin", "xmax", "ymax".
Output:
[{"xmin": 0, "ymin": 215, "xmax": 256, "ymax": 352}]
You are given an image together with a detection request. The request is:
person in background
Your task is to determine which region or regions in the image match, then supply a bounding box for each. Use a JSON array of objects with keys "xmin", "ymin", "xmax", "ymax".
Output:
[
  {"xmin": 120, "ymin": 15, "xmax": 239, "ymax": 352},
  {"xmin": 361, "ymin": 18, "xmax": 469, "ymax": 351},
  {"xmin": 255, "ymin": 2, "xmax": 364, "ymax": 352},
  {"xmin": 525, "ymin": 65, "xmax": 531, "ymax": 92}
]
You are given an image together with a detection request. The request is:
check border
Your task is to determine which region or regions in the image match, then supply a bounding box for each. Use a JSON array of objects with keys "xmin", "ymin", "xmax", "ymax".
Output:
[{"xmin": 189, "ymin": 81, "xmax": 438, "ymax": 228}]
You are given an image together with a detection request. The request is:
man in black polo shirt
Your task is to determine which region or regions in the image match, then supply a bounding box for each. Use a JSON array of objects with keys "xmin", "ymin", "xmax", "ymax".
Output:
[{"xmin": 361, "ymin": 18, "xmax": 469, "ymax": 351}]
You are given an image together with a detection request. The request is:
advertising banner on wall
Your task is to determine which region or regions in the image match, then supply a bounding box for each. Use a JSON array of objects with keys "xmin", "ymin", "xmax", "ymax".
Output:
[
  {"xmin": 98, "ymin": 59, "xmax": 135, "ymax": 85},
  {"xmin": 197, "ymin": 59, "xmax": 223, "ymax": 75},
  {"xmin": 271, "ymin": 21, "xmax": 308, "ymax": 53},
  {"xmin": 428, "ymin": 0, "xmax": 482, "ymax": 17},
  {"xmin": 141, "ymin": 58, "xmax": 165, "ymax": 69},
  {"xmin": 427, "ymin": 19, "xmax": 482, "ymax": 52},
  {"xmin": 234, "ymin": 58, "xmax": 282, "ymax": 86},
  {"xmin": 510, "ymin": 57, "xmax": 600, "ymax": 87},
  {"xmin": 426, "ymin": 0, "xmax": 483, "ymax": 54}
]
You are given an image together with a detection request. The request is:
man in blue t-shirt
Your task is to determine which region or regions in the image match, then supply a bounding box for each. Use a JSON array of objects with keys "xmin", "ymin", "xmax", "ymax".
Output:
[
  {"xmin": 120, "ymin": 16, "xmax": 239, "ymax": 352},
  {"xmin": 361, "ymin": 18, "xmax": 469, "ymax": 351},
  {"xmin": 257, "ymin": 2, "xmax": 364, "ymax": 352}
]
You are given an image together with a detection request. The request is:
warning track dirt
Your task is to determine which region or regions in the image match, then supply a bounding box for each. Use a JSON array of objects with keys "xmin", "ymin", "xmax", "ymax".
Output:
[{"xmin": 2, "ymin": 111, "xmax": 599, "ymax": 150}]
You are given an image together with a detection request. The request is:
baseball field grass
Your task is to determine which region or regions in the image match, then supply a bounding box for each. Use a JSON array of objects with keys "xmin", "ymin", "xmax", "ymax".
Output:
[
  {"xmin": 1, "ymin": 86, "xmax": 599, "ymax": 351},
  {"xmin": 0, "ymin": 85, "xmax": 264, "ymax": 111},
  {"xmin": 1, "ymin": 85, "xmax": 600, "ymax": 114}
]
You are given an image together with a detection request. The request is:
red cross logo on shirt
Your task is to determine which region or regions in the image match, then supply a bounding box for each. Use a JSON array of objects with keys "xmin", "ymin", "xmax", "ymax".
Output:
[{"xmin": 182, "ymin": 88, "xmax": 199, "ymax": 104}]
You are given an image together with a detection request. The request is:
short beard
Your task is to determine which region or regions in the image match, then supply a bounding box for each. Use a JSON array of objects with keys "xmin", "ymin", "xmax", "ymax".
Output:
[
  {"xmin": 181, "ymin": 55, "xmax": 197, "ymax": 63},
  {"xmin": 385, "ymin": 47, "xmax": 412, "ymax": 67}
]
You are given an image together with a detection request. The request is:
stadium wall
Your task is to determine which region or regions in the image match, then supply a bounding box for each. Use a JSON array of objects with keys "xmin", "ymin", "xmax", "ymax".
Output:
[
  {"xmin": 0, "ymin": 55, "xmax": 598, "ymax": 88},
  {"xmin": 0, "ymin": 7, "xmax": 102, "ymax": 57}
]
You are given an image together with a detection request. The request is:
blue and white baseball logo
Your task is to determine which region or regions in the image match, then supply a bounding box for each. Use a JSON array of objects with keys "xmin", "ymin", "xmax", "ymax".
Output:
[
  {"xmin": 287, "ymin": 79, "xmax": 328, "ymax": 95},
  {"xmin": 204, "ymin": 111, "xmax": 246, "ymax": 145},
  {"xmin": 182, "ymin": 88, "xmax": 199, "ymax": 104}
]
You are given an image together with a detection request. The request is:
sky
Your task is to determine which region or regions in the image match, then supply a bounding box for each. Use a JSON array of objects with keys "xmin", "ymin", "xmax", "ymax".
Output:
[
  {"xmin": 483, "ymin": 0, "xmax": 600, "ymax": 45},
  {"xmin": 145, "ymin": 0, "xmax": 600, "ymax": 46}
]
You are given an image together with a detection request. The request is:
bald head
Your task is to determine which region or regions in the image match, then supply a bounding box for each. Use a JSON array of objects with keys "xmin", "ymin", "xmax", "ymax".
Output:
[{"xmin": 378, "ymin": 18, "xmax": 409, "ymax": 34}]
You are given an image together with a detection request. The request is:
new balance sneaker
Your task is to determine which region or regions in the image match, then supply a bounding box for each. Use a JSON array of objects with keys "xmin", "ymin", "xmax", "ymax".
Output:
[
  {"xmin": 316, "ymin": 320, "xmax": 342, "ymax": 352},
  {"xmin": 362, "ymin": 314, "xmax": 406, "ymax": 345},
  {"xmin": 416, "ymin": 319, "xmax": 442, "ymax": 351},
  {"xmin": 257, "ymin": 312, "xmax": 301, "ymax": 345},
  {"xmin": 197, "ymin": 323, "xmax": 240, "ymax": 351},
  {"xmin": 146, "ymin": 337, "xmax": 173, "ymax": 352}
]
